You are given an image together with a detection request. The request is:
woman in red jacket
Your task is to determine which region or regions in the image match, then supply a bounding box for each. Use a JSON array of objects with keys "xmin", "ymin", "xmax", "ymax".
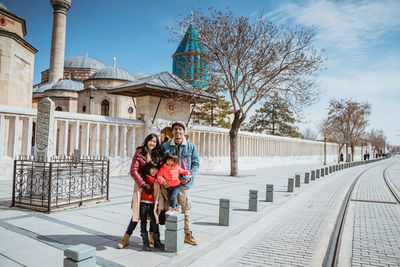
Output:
[{"xmin": 117, "ymin": 133, "xmax": 163, "ymax": 249}]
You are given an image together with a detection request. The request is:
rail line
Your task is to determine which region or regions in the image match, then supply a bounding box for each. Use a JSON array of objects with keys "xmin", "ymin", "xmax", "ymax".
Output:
[{"xmin": 323, "ymin": 158, "xmax": 397, "ymax": 267}]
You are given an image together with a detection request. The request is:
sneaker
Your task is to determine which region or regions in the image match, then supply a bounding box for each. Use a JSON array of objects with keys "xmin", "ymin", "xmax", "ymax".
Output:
[
  {"xmin": 165, "ymin": 206, "xmax": 174, "ymax": 216},
  {"xmin": 184, "ymin": 231, "xmax": 198, "ymax": 245},
  {"xmin": 175, "ymin": 205, "xmax": 182, "ymax": 213}
]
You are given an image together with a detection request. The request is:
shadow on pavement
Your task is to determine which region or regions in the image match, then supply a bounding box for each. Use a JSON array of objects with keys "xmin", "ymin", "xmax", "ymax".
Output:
[
  {"xmin": 192, "ymin": 221, "xmax": 219, "ymax": 226},
  {"xmin": 37, "ymin": 234, "xmax": 132, "ymax": 251}
]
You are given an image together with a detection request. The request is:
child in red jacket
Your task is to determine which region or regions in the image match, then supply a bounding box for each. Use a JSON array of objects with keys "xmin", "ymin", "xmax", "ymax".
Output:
[
  {"xmin": 140, "ymin": 161, "xmax": 165, "ymax": 251},
  {"xmin": 157, "ymin": 152, "xmax": 191, "ymax": 214}
]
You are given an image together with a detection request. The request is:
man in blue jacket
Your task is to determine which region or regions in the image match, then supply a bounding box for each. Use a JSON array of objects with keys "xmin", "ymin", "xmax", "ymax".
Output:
[{"xmin": 161, "ymin": 121, "xmax": 200, "ymax": 245}]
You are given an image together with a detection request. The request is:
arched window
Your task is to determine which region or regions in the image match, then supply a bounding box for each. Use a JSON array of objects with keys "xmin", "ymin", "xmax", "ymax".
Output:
[
  {"xmin": 55, "ymin": 106, "xmax": 62, "ymax": 111},
  {"xmin": 101, "ymin": 99, "xmax": 110, "ymax": 116}
]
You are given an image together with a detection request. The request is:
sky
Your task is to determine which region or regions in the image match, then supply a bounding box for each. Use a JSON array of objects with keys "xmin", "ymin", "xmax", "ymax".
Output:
[{"xmin": 3, "ymin": 0, "xmax": 400, "ymax": 145}]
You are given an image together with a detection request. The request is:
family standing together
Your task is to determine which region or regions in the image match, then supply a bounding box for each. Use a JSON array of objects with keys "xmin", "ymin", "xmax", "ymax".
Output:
[{"xmin": 117, "ymin": 121, "xmax": 200, "ymax": 251}]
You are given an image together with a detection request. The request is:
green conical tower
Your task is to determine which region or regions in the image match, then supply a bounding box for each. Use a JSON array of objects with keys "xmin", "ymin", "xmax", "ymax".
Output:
[{"xmin": 172, "ymin": 12, "xmax": 208, "ymax": 88}]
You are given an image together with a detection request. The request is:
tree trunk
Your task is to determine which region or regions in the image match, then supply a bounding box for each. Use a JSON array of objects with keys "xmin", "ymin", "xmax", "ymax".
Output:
[
  {"xmin": 345, "ymin": 143, "xmax": 349, "ymax": 162},
  {"xmin": 229, "ymin": 111, "xmax": 245, "ymax": 176},
  {"xmin": 351, "ymin": 145, "xmax": 354, "ymax": 162}
]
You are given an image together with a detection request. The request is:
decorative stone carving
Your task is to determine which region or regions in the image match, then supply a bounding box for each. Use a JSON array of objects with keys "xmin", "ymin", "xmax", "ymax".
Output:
[{"xmin": 34, "ymin": 97, "xmax": 55, "ymax": 161}]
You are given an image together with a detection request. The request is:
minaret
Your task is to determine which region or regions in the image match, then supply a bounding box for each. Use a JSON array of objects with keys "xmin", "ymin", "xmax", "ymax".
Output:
[{"xmin": 48, "ymin": 0, "xmax": 71, "ymax": 84}]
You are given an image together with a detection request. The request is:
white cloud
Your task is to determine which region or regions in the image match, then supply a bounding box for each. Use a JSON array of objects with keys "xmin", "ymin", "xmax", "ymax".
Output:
[{"xmin": 266, "ymin": 0, "xmax": 400, "ymax": 56}]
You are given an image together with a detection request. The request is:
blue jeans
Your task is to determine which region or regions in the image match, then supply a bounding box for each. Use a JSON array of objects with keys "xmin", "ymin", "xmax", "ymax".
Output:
[{"xmin": 167, "ymin": 185, "xmax": 181, "ymax": 208}]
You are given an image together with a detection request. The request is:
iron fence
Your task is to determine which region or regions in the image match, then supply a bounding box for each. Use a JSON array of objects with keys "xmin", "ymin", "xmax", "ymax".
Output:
[{"xmin": 12, "ymin": 156, "xmax": 109, "ymax": 212}]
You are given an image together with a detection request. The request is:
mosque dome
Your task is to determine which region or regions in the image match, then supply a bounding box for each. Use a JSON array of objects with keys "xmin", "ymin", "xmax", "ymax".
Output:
[
  {"xmin": 0, "ymin": 1, "xmax": 8, "ymax": 11},
  {"xmin": 88, "ymin": 66, "xmax": 136, "ymax": 81},
  {"xmin": 33, "ymin": 83, "xmax": 53, "ymax": 93},
  {"xmin": 64, "ymin": 56, "xmax": 107, "ymax": 70},
  {"xmin": 50, "ymin": 79, "xmax": 84, "ymax": 91}
]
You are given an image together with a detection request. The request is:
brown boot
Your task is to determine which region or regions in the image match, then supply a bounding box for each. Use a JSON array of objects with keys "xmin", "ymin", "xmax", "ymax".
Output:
[
  {"xmin": 148, "ymin": 232, "xmax": 154, "ymax": 246},
  {"xmin": 184, "ymin": 231, "xmax": 198, "ymax": 245},
  {"xmin": 117, "ymin": 233, "xmax": 130, "ymax": 249}
]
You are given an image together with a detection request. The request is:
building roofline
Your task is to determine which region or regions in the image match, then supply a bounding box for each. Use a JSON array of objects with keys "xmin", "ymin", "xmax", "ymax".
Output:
[
  {"xmin": 0, "ymin": 28, "xmax": 37, "ymax": 53},
  {"xmin": 0, "ymin": 8, "xmax": 27, "ymax": 36}
]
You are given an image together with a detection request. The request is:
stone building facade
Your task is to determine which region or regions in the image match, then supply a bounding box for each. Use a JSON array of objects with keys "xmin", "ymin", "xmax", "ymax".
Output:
[{"xmin": 0, "ymin": 2, "xmax": 37, "ymax": 108}]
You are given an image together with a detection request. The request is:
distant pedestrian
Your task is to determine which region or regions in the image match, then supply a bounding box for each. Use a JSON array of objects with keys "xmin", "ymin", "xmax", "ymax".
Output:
[
  {"xmin": 367, "ymin": 153, "xmax": 370, "ymax": 160},
  {"xmin": 364, "ymin": 154, "xmax": 367, "ymax": 161},
  {"xmin": 340, "ymin": 153, "xmax": 344, "ymax": 162}
]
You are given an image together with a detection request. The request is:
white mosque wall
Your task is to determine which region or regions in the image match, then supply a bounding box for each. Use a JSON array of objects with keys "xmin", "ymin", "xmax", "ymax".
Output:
[{"xmin": 0, "ymin": 104, "xmax": 359, "ymax": 180}]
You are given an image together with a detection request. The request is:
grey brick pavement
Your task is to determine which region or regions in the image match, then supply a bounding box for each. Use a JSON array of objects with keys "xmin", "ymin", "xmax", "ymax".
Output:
[
  {"xmin": 351, "ymin": 159, "xmax": 400, "ymax": 266},
  {"xmin": 224, "ymin": 166, "xmax": 359, "ymax": 267}
]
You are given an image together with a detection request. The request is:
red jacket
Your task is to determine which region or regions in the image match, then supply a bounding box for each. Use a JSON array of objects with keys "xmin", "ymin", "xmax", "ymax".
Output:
[
  {"xmin": 141, "ymin": 175, "xmax": 155, "ymax": 202},
  {"xmin": 130, "ymin": 148, "xmax": 147, "ymax": 187},
  {"xmin": 157, "ymin": 163, "xmax": 191, "ymax": 187}
]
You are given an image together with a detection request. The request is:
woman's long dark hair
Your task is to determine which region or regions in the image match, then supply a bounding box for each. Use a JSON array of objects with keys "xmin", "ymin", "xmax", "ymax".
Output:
[{"xmin": 139, "ymin": 133, "xmax": 161, "ymax": 162}]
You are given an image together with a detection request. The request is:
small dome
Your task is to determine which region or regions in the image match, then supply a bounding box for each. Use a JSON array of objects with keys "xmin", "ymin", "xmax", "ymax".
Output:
[
  {"xmin": 88, "ymin": 66, "xmax": 136, "ymax": 81},
  {"xmin": 64, "ymin": 56, "xmax": 107, "ymax": 70},
  {"xmin": 0, "ymin": 1, "xmax": 8, "ymax": 11},
  {"xmin": 50, "ymin": 80, "xmax": 84, "ymax": 91},
  {"xmin": 33, "ymin": 83, "xmax": 53, "ymax": 93}
]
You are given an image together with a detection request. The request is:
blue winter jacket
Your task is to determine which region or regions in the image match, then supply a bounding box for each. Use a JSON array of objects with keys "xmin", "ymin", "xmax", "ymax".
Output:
[{"xmin": 161, "ymin": 137, "xmax": 200, "ymax": 189}]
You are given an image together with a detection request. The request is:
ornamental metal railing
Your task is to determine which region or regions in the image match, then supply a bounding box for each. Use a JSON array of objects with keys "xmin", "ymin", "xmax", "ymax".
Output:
[{"xmin": 12, "ymin": 155, "xmax": 109, "ymax": 212}]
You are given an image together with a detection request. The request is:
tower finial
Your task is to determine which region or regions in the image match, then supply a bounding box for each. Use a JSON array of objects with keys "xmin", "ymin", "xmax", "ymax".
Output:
[
  {"xmin": 113, "ymin": 56, "xmax": 116, "ymax": 68},
  {"xmin": 190, "ymin": 11, "xmax": 193, "ymax": 25},
  {"xmin": 85, "ymin": 49, "xmax": 88, "ymax": 57}
]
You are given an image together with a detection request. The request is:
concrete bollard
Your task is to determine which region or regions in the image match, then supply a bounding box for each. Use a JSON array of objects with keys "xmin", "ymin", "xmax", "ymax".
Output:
[
  {"xmin": 304, "ymin": 172, "xmax": 310, "ymax": 184},
  {"xmin": 316, "ymin": 169, "xmax": 320, "ymax": 179},
  {"xmin": 311, "ymin": 170, "xmax": 316, "ymax": 181},
  {"xmin": 295, "ymin": 174, "xmax": 301, "ymax": 187},
  {"xmin": 329, "ymin": 166, "xmax": 332, "ymax": 173},
  {"xmin": 165, "ymin": 213, "xmax": 185, "ymax": 252},
  {"xmin": 288, "ymin": 178, "xmax": 294, "ymax": 192},
  {"xmin": 64, "ymin": 244, "xmax": 96, "ymax": 267},
  {"xmin": 219, "ymin": 199, "xmax": 232, "ymax": 226},
  {"xmin": 266, "ymin": 184, "xmax": 273, "ymax": 202},
  {"xmin": 325, "ymin": 167, "xmax": 329, "ymax": 175},
  {"xmin": 321, "ymin": 168, "xmax": 325, "ymax": 177},
  {"xmin": 249, "ymin": 190, "xmax": 258, "ymax": 211}
]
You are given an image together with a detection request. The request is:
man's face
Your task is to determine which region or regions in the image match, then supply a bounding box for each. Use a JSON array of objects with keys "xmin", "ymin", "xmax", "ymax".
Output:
[{"xmin": 172, "ymin": 125, "xmax": 185, "ymax": 139}]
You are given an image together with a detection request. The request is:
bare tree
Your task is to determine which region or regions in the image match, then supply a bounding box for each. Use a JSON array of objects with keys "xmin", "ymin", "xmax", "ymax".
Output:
[
  {"xmin": 323, "ymin": 98, "xmax": 371, "ymax": 162},
  {"xmin": 171, "ymin": 9, "xmax": 324, "ymax": 176},
  {"xmin": 367, "ymin": 128, "xmax": 386, "ymax": 157},
  {"xmin": 301, "ymin": 127, "xmax": 318, "ymax": 140}
]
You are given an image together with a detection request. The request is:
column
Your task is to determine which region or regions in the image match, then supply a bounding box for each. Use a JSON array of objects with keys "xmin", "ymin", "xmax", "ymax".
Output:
[
  {"xmin": 104, "ymin": 124, "xmax": 110, "ymax": 157},
  {"xmin": 110, "ymin": 125, "xmax": 118, "ymax": 157},
  {"xmin": 207, "ymin": 133, "xmax": 211, "ymax": 157},
  {"xmin": 63, "ymin": 121, "xmax": 69, "ymax": 155},
  {"xmin": 12, "ymin": 116, "xmax": 20, "ymax": 157},
  {"xmin": 53, "ymin": 119, "xmax": 58, "ymax": 155},
  {"xmin": 74, "ymin": 121, "xmax": 80, "ymax": 150},
  {"xmin": 0, "ymin": 115, "xmax": 4, "ymax": 156},
  {"xmin": 22, "ymin": 117, "xmax": 33, "ymax": 156},
  {"xmin": 119, "ymin": 125, "xmax": 127, "ymax": 158},
  {"xmin": 201, "ymin": 132, "xmax": 205, "ymax": 157},
  {"xmin": 94, "ymin": 123, "xmax": 100, "ymax": 156},
  {"xmin": 85, "ymin": 122, "xmax": 90, "ymax": 155},
  {"xmin": 127, "ymin": 126, "xmax": 135, "ymax": 157}
]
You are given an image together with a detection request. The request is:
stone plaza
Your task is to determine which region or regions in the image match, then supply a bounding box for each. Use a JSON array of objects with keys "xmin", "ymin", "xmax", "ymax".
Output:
[{"xmin": 1, "ymin": 156, "xmax": 399, "ymax": 266}]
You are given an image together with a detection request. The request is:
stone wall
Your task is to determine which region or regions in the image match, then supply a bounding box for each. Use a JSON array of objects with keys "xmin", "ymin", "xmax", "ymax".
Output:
[
  {"xmin": 0, "ymin": 12, "xmax": 24, "ymax": 37},
  {"xmin": 0, "ymin": 36, "xmax": 34, "ymax": 108}
]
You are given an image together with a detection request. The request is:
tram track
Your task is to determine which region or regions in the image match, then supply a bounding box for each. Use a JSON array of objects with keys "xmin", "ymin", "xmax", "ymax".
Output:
[{"xmin": 323, "ymin": 158, "xmax": 398, "ymax": 267}]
